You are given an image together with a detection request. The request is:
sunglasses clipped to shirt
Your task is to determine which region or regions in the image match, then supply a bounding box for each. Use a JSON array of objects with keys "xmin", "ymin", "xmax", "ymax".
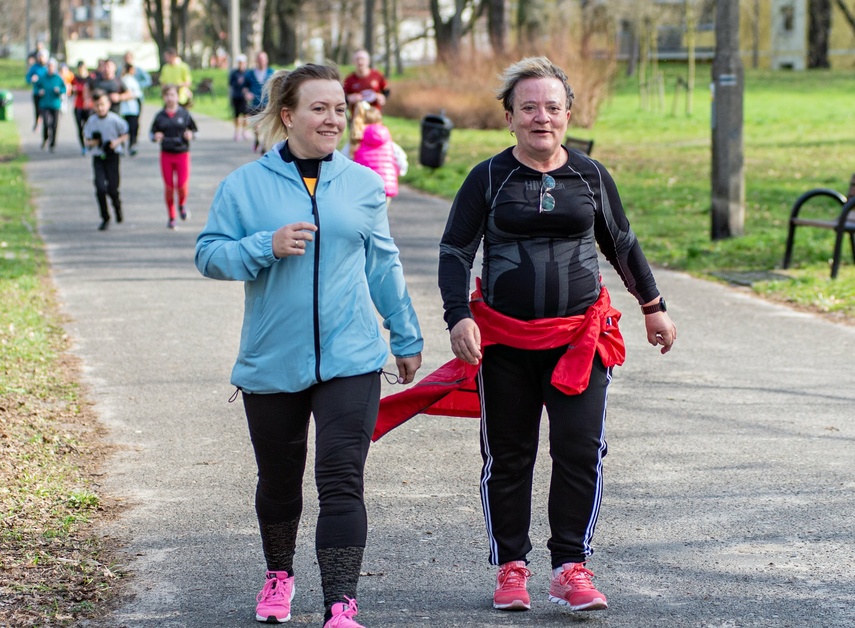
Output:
[{"xmin": 539, "ymin": 174, "xmax": 556, "ymax": 213}]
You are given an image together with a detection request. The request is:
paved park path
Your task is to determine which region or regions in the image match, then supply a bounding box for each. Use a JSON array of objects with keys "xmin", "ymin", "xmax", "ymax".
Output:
[{"xmin": 11, "ymin": 92, "xmax": 855, "ymax": 627}]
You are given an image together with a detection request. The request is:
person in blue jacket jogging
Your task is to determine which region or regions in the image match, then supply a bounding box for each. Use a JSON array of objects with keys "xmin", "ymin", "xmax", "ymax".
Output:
[
  {"xmin": 35, "ymin": 58, "xmax": 67, "ymax": 152},
  {"xmin": 25, "ymin": 49, "xmax": 49, "ymax": 131},
  {"xmin": 195, "ymin": 64, "xmax": 423, "ymax": 628}
]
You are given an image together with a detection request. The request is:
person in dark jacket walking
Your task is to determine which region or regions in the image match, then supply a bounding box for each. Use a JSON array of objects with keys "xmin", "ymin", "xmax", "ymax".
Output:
[{"xmin": 150, "ymin": 84, "xmax": 198, "ymax": 229}]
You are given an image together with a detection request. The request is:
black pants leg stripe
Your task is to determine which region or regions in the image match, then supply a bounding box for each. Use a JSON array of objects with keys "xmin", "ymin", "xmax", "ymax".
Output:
[
  {"xmin": 579, "ymin": 366, "xmax": 611, "ymax": 559},
  {"xmin": 477, "ymin": 345, "xmax": 612, "ymax": 567},
  {"xmin": 476, "ymin": 366, "xmax": 500, "ymax": 564}
]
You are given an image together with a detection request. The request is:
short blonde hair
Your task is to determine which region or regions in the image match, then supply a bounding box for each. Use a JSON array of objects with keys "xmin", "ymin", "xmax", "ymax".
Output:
[{"xmin": 496, "ymin": 56, "xmax": 575, "ymax": 113}]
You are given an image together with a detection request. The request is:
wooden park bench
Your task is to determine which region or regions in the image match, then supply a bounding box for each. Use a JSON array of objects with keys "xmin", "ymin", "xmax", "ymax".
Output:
[
  {"xmin": 782, "ymin": 174, "xmax": 855, "ymax": 279},
  {"xmin": 565, "ymin": 136, "xmax": 594, "ymax": 155}
]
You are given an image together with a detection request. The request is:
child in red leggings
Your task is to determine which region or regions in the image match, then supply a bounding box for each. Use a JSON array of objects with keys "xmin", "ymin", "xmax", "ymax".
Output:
[{"xmin": 150, "ymin": 84, "xmax": 198, "ymax": 229}]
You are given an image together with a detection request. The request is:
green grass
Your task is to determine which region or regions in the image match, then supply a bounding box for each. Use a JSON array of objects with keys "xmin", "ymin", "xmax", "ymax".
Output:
[
  {"xmin": 0, "ymin": 58, "xmax": 29, "ymax": 90},
  {"xmin": 0, "ymin": 61, "xmax": 117, "ymax": 624}
]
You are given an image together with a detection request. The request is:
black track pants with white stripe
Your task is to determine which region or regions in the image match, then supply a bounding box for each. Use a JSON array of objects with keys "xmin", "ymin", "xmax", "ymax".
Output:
[{"xmin": 478, "ymin": 344, "xmax": 611, "ymax": 569}]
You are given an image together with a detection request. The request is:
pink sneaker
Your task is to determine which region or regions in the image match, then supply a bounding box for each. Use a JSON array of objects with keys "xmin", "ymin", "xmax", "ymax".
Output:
[
  {"xmin": 548, "ymin": 562, "xmax": 608, "ymax": 611},
  {"xmin": 324, "ymin": 597, "xmax": 364, "ymax": 627},
  {"xmin": 255, "ymin": 570, "xmax": 295, "ymax": 623},
  {"xmin": 493, "ymin": 560, "xmax": 531, "ymax": 610}
]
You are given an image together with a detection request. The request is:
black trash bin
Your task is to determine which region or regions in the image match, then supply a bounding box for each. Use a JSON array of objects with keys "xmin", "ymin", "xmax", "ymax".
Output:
[{"xmin": 419, "ymin": 113, "xmax": 453, "ymax": 169}]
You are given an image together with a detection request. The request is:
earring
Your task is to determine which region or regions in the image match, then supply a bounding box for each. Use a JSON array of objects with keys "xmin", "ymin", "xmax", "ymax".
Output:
[{"xmin": 509, "ymin": 129, "xmax": 515, "ymax": 137}]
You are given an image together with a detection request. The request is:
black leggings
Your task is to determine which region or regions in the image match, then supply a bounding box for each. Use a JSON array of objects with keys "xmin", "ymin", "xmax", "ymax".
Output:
[
  {"xmin": 124, "ymin": 114, "xmax": 140, "ymax": 148},
  {"xmin": 92, "ymin": 154, "xmax": 122, "ymax": 221},
  {"xmin": 242, "ymin": 372, "xmax": 380, "ymax": 549},
  {"xmin": 478, "ymin": 345, "xmax": 611, "ymax": 568},
  {"xmin": 75, "ymin": 108, "xmax": 92, "ymax": 149},
  {"xmin": 40, "ymin": 107, "xmax": 59, "ymax": 148}
]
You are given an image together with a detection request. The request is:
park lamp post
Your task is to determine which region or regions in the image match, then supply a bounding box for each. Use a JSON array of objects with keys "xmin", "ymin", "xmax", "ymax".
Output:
[{"xmin": 711, "ymin": 0, "xmax": 745, "ymax": 240}]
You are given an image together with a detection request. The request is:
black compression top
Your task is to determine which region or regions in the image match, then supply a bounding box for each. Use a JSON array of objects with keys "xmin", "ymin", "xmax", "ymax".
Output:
[{"xmin": 438, "ymin": 146, "xmax": 660, "ymax": 329}]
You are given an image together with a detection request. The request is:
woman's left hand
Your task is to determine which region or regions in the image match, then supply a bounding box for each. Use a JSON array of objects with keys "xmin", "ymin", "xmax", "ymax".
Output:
[
  {"xmin": 272, "ymin": 222, "xmax": 318, "ymax": 258},
  {"xmin": 395, "ymin": 354, "xmax": 422, "ymax": 384},
  {"xmin": 644, "ymin": 312, "xmax": 677, "ymax": 354}
]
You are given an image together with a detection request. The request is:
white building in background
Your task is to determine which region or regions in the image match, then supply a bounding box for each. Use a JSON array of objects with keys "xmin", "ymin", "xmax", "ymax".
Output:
[{"xmin": 65, "ymin": 0, "xmax": 159, "ymax": 70}]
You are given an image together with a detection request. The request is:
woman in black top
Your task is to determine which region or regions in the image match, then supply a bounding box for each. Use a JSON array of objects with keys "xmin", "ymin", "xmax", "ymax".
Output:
[
  {"xmin": 438, "ymin": 56, "xmax": 677, "ymax": 614},
  {"xmin": 150, "ymin": 83, "xmax": 198, "ymax": 229}
]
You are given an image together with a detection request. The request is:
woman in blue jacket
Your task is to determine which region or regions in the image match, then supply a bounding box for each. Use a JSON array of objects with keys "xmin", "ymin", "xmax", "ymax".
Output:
[{"xmin": 196, "ymin": 64, "xmax": 422, "ymax": 628}]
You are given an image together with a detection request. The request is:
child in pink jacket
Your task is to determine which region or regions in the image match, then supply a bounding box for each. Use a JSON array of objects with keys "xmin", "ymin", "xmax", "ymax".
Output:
[{"xmin": 353, "ymin": 106, "xmax": 400, "ymax": 201}]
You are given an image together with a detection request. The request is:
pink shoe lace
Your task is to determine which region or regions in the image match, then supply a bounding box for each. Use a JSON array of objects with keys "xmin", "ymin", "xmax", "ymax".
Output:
[
  {"xmin": 497, "ymin": 561, "xmax": 531, "ymax": 589},
  {"xmin": 255, "ymin": 571, "xmax": 294, "ymax": 623},
  {"xmin": 555, "ymin": 562, "xmax": 597, "ymax": 590},
  {"xmin": 324, "ymin": 597, "xmax": 363, "ymax": 627},
  {"xmin": 256, "ymin": 576, "xmax": 287, "ymax": 604}
]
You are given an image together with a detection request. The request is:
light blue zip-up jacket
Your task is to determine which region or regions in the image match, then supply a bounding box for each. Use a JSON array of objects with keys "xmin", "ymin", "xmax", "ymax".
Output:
[{"xmin": 195, "ymin": 142, "xmax": 423, "ymax": 394}]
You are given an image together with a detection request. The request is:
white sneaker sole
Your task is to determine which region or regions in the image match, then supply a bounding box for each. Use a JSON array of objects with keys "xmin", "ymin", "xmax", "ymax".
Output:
[
  {"xmin": 493, "ymin": 598, "xmax": 531, "ymax": 611},
  {"xmin": 548, "ymin": 594, "xmax": 608, "ymax": 611}
]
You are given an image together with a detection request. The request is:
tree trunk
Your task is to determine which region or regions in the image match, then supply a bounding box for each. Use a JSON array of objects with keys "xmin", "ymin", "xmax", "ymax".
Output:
[
  {"xmin": 808, "ymin": 0, "xmax": 832, "ymax": 68},
  {"xmin": 48, "ymin": 0, "xmax": 63, "ymax": 58},
  {"xmin": 392, "ymin": 0, "xmax": 403, "ymax": 74},
  {"xmin": 364, "ymin": 0, "xmax": 375, "ymax": 55},
  {"xmin": 751, "ymin": 0, "xmax": 760, "ymax": 69},
  {"xmin": 329, "ymin": 0, "xmax": 358, "ymax": 64},
  {"xmin": 517, "ymin": 0, "xmax": 544, "ymax": 53},
  {"xmin": 625, "ymin": 19, "xmax": 638, "ymax": 78},
  {"xmin": 430, "ymin": 0, "xmax": 466, "ymax": 63},
  {"xmin": 168, "ymin": 0, "xmax": 181, "ymax": 50},
  {"xmin": 487, "ymin": 0, "xmax": 505, "ymax": 55},
  {"xmin": 835, "ymin": 0, "xmax": 855, "ymax": 33},
  {"xmin": 248, "ymin": 0, "xmax": 267, "ymax": 55},
  {"xmin": 263, "ymin": 0, "xmax": 299, "ymax": 64},
  {"xmin": 686, "ymin": 0, "xmax": 696, "ymax": 115},
  {"xmin": 382, "ymin": 0, "xmax": 391, "ymax": 76},
  {"xmin": 143, "ymin": 0, "xmax": 168, "ymax": 62}
]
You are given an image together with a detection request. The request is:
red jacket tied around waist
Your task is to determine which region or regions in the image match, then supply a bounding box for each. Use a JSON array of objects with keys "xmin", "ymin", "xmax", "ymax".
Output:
[{"xmin": 373, "ymin": 280, "xmax": 626, "ymax": 441}]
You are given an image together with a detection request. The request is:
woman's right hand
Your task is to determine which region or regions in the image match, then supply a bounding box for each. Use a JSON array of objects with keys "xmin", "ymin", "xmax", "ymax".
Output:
[
  {"xmin": 449, "ymin": 318, "xmax": 482, "ymax": 365},
  {"xmin": 272, "ymin": 222, "xmax": 318, "ymax": 258}
]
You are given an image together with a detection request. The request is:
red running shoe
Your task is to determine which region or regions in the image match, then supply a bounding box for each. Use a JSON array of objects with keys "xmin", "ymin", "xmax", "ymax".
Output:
[
  {"xmin": 493, "ymin": 560, "xmax": 531, "ymax": 610},
  {"xmin": 548, "ymin": 562, "xmax": 608, "ymax": 611}
]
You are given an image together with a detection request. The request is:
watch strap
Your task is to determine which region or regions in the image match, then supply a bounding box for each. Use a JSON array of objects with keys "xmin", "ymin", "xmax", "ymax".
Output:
[{"xmin": 641, "ymin": 297, "xmax": 666, "ymax": 315}]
